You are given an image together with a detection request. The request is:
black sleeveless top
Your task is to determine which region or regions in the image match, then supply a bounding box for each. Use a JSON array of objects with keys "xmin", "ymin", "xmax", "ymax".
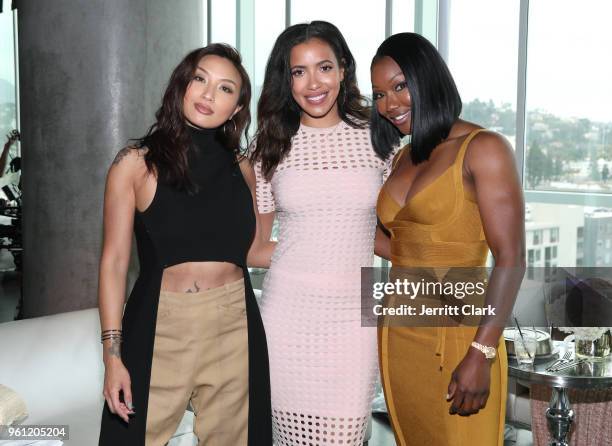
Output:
[
  {"xmin": 99, "ymin": 126, "xmax": 272, "ymax": 446},
  {"xmin": 138, "ymin": 126, "xmax": 255, "ymax": 269}
]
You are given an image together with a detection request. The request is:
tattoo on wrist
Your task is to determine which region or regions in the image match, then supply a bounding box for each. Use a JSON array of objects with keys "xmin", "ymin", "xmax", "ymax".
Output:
[
  {"xmin": 108, "ymin": 339, "xmax": 121, "ymax": 358},
  {"xmin": 185, "ymin": 281, "xmax": 201, "ymax": 293}
]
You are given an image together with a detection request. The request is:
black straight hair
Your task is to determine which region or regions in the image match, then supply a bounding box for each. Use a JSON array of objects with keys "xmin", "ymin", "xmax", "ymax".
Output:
[
  {"xmin": 370, "ymin": 33, "xmax": 462, "ymax": 164},
  {"xmin": 251, "ymin": 20, "xmax": 370, "ymax": 180}
]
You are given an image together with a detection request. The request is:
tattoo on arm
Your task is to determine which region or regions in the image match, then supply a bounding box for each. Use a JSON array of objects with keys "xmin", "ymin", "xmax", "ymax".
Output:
[
  {"xmin": 112, "ymin": 147, "xmax": 132, "ymax": 166},
  {"xmin": 185, "ymin": 281, "xmax": 201, "ymax": 293},
  {"xmin": 107, "ymin": 339, "xmax": 121, "ymax": 358}
]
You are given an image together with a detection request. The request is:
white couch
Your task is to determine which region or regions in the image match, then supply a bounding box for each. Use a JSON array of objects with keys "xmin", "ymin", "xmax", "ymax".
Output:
[
  {"xmin": 0, "ymin": 308, "xmax": 196, "ymax": 446},
  {"xmin": 16, "ymin": 306, "xmax": 561, "ymax": 444},
  {"xmin": 0, "ymin": 304, "xmax": 377, "ymax": 446}
]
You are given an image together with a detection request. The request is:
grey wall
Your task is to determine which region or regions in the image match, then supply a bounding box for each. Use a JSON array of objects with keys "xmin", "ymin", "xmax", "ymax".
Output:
[{"xmin": 19, "ymin": 0, "xmax": 204, "ymax": 317}]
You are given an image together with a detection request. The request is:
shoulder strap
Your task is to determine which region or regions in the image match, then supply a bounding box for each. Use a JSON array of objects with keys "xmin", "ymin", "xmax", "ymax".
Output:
[{"xmin": 454, "ymin": 129, "xmax": 487, "ymax": 173}]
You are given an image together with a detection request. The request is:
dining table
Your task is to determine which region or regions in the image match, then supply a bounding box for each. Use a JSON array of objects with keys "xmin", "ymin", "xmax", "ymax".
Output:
[{"xmin": 508, "ymin": 340, "xmax": 612, "ymax": 446}]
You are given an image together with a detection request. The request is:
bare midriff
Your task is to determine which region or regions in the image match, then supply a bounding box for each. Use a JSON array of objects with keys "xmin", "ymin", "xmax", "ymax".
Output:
[{"xmin": 160, "ymin": 262, "xmax": 243, "ymax": 293}]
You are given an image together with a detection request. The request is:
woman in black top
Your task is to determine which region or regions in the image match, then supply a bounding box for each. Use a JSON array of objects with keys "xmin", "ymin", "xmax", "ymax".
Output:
[{"xmin": 98, "ymin": 44, "xmax": 273, "ymax": 445}]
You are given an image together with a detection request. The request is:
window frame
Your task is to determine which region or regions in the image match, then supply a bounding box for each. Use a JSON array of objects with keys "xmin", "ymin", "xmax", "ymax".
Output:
[
  {"xmin": 204, "ymin": 0, "xmax": 610, "ymax": 272},
  {"xmin": 207, "ymin": 0, "xmax": 610, "ymax": 210}
]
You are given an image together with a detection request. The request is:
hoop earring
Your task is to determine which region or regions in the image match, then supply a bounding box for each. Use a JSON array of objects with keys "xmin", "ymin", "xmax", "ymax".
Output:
[{"xmin": 223, "ymin": 118, "xmax": 238, "ymax": 135}]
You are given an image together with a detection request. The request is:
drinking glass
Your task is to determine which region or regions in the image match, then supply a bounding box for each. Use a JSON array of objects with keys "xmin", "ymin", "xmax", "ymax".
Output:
[{"xmin": 514, "ymin": 329, "xmax": 538, "ymax": 368}]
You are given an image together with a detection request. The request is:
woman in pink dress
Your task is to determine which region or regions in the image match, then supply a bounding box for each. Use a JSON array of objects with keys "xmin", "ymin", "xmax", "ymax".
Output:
[{"xmin": 250, "ymin": 21, "xmax": 393, "ymax": 445}]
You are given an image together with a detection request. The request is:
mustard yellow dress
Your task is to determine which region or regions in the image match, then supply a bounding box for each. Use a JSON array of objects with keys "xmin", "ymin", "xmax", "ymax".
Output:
[{"xmin": 376, "ymin": 129, "xmax": 507, "ymax": 446}]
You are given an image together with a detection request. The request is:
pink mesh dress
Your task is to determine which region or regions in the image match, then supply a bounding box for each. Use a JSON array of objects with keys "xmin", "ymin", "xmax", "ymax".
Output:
[{"xmin": 254, "ymin": 121, "xmax": 392, "ymax": 446}]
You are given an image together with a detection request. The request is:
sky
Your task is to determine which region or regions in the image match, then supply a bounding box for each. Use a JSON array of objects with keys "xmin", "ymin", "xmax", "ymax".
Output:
[
  {"xmin": 1, "ymin": 0, "xmax": 611, "ymax": 123},
  {"xmin": 0, "ymin": 8, "xmax": 15, "ymax": 87},
  {"xmin": 448, "ymin": 0, "xmax": 612, "ymax": 123}
]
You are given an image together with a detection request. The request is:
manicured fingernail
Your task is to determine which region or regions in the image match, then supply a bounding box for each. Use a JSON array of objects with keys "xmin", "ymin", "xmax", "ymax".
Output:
[
  {"xmin": 445, "ymin": 393, "xmax": 450, "ymax": 399},
  {"xmin": 127, "ymin": 402, "xmax": 133, "ymax": 410}
]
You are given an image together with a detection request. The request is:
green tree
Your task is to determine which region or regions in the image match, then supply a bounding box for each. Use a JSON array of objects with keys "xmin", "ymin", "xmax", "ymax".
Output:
[
  {"xmin": 544, "ymin": 153, "xmax": 554, "ymax": 181},
  {"xmin": 526, "ymin": 140, "xmax": 547, "ymax": 188},
  {"xmin": 552, "ymin": 157, "xmax": 564, "ymax": 180},
  {"xmin": 590, "ymin": 157, "xmax": 601, "ymax": 181}
]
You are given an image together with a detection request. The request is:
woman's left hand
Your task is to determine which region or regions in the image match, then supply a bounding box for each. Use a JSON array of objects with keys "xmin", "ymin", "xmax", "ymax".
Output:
[{"xmin": 446, "ymin": 348, "xmax": 492, "ymax": 416}]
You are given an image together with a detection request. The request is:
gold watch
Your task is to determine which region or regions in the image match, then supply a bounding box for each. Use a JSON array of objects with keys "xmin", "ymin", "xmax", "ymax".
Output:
[{"xmin": 470, "ymin": 341, "xmax": 496, "ymax": 359}]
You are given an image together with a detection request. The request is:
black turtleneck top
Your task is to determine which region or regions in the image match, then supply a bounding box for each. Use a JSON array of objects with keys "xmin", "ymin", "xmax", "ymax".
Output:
[{"xmin": 137, "ymin": 126, "xmax": 255, "ymax": 268}]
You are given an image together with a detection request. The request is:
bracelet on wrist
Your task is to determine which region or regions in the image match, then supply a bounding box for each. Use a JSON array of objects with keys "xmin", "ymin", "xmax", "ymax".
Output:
[{"xmin": 101, "ymin": 329, "xmax": 123, "ymax": 343}]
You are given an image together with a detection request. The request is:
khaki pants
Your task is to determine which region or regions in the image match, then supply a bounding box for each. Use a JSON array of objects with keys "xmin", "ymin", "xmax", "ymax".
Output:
[{"xmin": 145, "ymin": 278, "xmax": 249, "ymax": 446}]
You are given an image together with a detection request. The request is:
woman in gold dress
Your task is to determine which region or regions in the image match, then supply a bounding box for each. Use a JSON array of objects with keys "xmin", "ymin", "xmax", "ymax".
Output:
[{"xmin": 370, "ymin": 33, "xmax": 525, "ymax": 445}]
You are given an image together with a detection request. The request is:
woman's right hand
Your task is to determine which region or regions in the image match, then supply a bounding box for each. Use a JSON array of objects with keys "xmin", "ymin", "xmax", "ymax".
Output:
[{"xmin": 103, "ymin": 358, "xmax": 135, "ymax": 423}]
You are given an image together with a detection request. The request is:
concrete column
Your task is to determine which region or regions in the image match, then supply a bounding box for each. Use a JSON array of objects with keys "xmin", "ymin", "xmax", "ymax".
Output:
[{"xmin": 18, "ymin": 0, "xmax": 203, "ymax": 317}]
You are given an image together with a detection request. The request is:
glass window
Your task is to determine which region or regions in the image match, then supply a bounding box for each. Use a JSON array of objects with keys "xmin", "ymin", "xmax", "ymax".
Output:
[
  {"xmin": 527, "ymin": 249, "xmax": 534, "ymax": 265},
  {"xmin": 252, "ymin": 0, "xmax": 286, "ymax": 105},
  {"xmin": 0, "ymin": 6, "xmax": 18, "ymax": 198},
  {"xmin": 550, "ymin": 227, "xmax": 559, "ymax": 243},
  {"xmin": 0, "ymin": 7, "xmax": 17, "ymax": 141},
  {"xmin": 291, "ymin": 0, "xmax": 386, "ymax": 95},
  {"xmin": 392, "ymin": 0, "xmax": 415, "ymax": 34},
  {"xmin": 210, "ymin": 0, "xmax": 237, "ymax": 46},
  {"xmin": 526, "ymin": 202, "xmax": 612, "ymax": 267},
  {"xmin": 533, "ymin": 230, "xmax": 542, "ymax": 245},
  {"xmin": 525, "ymin": 1, "xmax": 612, "ymax": 192},
  {"xmin": 447, "ymin": 0, "xmax": 520, "ymax": 143}
]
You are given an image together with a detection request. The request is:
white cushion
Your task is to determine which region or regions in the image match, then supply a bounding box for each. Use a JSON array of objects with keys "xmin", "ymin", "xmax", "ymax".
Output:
[
  {"xmin": 0, "ymin": 384, "xmax": 28, "ymax": 426},
  {"xmin": 0, "ymin": 309, "xmax": 194, "ymax": 445},
  {"xmin": 0, "ymin": 309, "xmax": 104, "ymax": 445},
  {"xmin": 0, "ymin": 309, "xmax": 103, "ymax": 419}
]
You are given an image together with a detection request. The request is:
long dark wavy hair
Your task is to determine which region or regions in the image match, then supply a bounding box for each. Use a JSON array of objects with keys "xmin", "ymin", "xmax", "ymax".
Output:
[
  {"xmin": 370, "ymin": 33, "xmax": 462, "ymax": 164},
  {"xmin": 251, "ymin": 21, "xmax": 370, "ymax": 180},
  {"xmin": 138, "ymin": 44, "xmax": 251, "ymax": 192}
]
